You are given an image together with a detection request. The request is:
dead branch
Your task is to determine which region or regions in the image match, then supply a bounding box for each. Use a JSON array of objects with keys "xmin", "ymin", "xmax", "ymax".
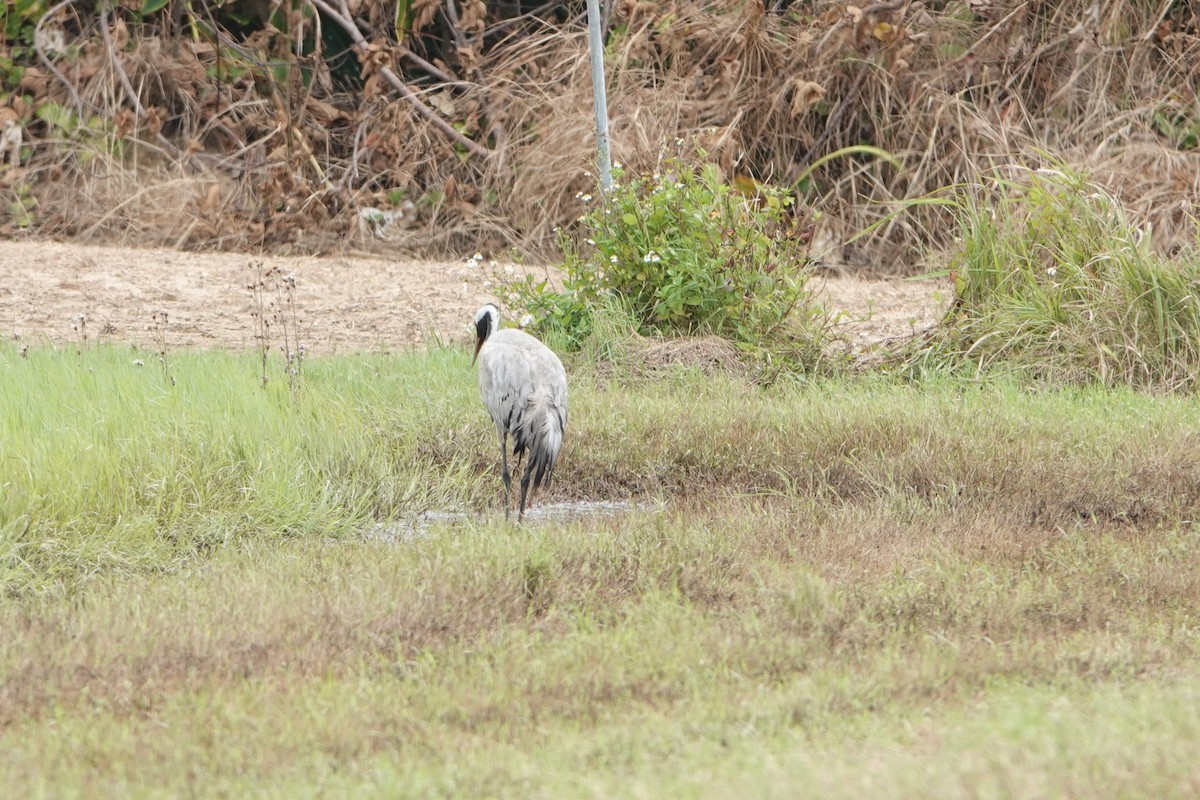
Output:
[
  {"xmin": 98, "ymin": 3, "xmax": 184, "ymax": 161},
  {"xmin": 442, "ymin": 0, "xmax": 507, "ymax": 164},
  {"xmin": 309, "ymin": 0, "xmax": 491, "ymax": 160},
  {"xmin": 399, "ymin": 44, "xmax": 457, "ymax": 83},
  {"xmin": 342, "ymin": 7, "xmax": 451, "ymax": 82},
  {"xmin": 36, "ymin": 0, "xmax": 89, "ymax": 113},
  {"xmin": 483, "ymin": 0, "xmax": 563, "ymax": 40}
]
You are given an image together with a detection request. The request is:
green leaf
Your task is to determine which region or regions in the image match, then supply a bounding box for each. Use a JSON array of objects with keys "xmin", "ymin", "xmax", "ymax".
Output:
[
  {"xmin": 141, "ymin": 0, "xmax": 172, "ymax": 14},
  {"xmin": 621, "ymin": 213, "xmax": 637, "ymax": 226},
  {"xmin": 35, "ymin": 102, "xmax": 76, "ymax": 133},
  {"xmin": 394, "ymin": 0, "xmax": 411, "ymax": 41},
  {"xmin": 792, "ymin": 145, "xmax": 902, "ymax": 192}
]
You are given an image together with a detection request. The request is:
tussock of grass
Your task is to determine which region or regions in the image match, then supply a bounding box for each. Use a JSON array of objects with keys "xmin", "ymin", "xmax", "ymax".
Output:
[{"xmin": 912, "ymin": 167, "xmax": 1200, "ymax": 388}]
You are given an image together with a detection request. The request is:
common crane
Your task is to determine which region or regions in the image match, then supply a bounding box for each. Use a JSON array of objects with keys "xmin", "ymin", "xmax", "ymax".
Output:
[{"xmin": 472, "ymin": 303, "xmax": 568, "ymax": 521}]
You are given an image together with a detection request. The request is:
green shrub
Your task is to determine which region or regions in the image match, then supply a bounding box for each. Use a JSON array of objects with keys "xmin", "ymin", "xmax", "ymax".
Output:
[
  {"xmin": 912, "ymin": 166, "xmax": 1200, "ymax": 389},
  {"xmin": 504, "ymin": 150, "xmax": 819, "ymax": 352}
]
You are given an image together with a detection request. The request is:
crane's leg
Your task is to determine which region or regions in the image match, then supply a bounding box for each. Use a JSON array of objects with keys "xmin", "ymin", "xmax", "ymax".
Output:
[
  {"xmin": 499, "ymin": 430, "xmax": 512, "ymax": 520},
  {"xmin": 517, "ymin": 466, "xmax": 533, "ymax": 522}
]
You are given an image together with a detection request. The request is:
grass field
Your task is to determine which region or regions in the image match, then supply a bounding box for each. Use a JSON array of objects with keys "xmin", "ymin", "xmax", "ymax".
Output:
[{"xmin": 3, "ymin": 341, "xmax": 1200, "ymax": 797}]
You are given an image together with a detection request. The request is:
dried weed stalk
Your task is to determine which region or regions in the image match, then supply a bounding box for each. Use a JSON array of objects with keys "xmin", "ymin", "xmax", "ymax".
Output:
[
  {"xmin": 247, "ymin": 260, "xmax": 305, "ymax": 392},
  {"xmin": 70, "ymin": 313, "xmax": 87, "ymax": 363},
  {"xmin": 149, "ymin": 308, "xmax": 174, "ymax": 387}
]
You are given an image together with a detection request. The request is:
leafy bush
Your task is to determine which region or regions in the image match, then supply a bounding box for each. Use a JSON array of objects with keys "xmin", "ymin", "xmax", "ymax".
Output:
[
  {"xmin": 504, "ymin": 150, "xmax": 820, "ymax": 352},
  {"xmin": 911, "ymin": 166, "xmax": 1200, "ymax": 389}
]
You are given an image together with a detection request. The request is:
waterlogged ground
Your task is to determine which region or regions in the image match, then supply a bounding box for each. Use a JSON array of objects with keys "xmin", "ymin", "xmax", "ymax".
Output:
[
  {"xmin": 0, "ymin": 239, "xmax": 947, "ymax": 352},
  {"xmin": 366, "ymin": 500, "xmax": 658, "ymax": 543}
]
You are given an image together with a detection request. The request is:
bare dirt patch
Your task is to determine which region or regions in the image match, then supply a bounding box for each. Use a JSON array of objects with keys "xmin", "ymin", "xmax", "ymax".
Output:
[
  {"xmin": 814, "ymin": 273, "xmax": 949, "ymax": 349},
  {"xmin": 0, "ymin": 239, "xmax": 947, "ymax": 352},
  {"xmin": 0, "ymin": 239, "xmax": 507, "ymax": 352}
]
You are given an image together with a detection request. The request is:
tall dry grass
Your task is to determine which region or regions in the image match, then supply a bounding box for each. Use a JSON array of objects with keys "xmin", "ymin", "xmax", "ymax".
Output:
[{"xmin": 1, "ymin": 1, "xmax": 1197, "ymax": 267}]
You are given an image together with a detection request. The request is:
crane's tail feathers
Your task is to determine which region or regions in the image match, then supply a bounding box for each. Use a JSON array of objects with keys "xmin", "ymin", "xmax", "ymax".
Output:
[{"xmin": 512, "ymin": 398, "xmax": 564, "ymax": 493}]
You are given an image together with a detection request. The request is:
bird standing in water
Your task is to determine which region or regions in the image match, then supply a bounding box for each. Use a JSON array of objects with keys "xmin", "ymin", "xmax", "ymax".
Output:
[{"xmin": 472, "ymin": 304, "xmax": 568, "ymax": 521}]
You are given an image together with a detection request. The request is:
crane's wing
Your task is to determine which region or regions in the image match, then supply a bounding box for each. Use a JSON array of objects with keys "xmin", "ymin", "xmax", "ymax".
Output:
[
  {"xmin": 540, "ymin": 347, "xmax": 568, "ymax": 435},
  {"xmin": 477, "ymin": 335, "xmax": 536, "ymax": 435},
  {"xmin": 477, "ymin": 329, "xmax": 568, "ymax": 441}
]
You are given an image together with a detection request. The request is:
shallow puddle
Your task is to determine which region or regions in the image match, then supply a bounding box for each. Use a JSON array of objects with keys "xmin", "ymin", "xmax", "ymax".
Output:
[{"xmin": 365, "ymin": 499, "xmax": 654, "ymax": 543}]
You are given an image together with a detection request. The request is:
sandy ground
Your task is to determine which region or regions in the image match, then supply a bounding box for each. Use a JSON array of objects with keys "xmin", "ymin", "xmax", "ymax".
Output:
[{"xmin": 0, "ymin": 239, "xmax": 947, "ymax": 352}]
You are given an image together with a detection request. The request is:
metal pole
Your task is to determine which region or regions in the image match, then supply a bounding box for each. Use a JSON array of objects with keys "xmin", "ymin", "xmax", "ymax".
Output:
[{"xmin": 585, "ymin": 0, "xmax": 613, "ymax": 193}]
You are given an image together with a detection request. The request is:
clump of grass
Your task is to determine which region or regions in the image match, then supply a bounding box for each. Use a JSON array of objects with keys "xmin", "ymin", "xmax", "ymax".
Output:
[{"xmin": 909, "ymin": 166, "xmax": 1200, "ymax": 389}]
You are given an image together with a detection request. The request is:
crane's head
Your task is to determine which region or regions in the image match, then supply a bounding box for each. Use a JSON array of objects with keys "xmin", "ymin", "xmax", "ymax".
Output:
[{"xmin": 472, "ymin": 303, "xmax": 500, "ymax": 365}]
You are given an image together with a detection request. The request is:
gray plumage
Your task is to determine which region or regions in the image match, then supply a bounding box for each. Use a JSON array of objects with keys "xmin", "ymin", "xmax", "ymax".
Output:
[{"xmin": 472, "ymin": 304, "xmax": 568, "ymax": 521}]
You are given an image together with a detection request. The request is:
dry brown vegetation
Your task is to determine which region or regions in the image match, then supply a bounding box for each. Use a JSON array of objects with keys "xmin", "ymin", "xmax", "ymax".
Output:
[{"xmin": 1, "ymin": 1, "xmax": 1197, "ymax": 268}]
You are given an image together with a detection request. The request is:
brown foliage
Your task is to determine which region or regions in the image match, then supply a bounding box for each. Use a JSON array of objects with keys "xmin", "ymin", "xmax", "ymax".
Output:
[{"xmin": 0, "ymin": 1, "xmax": 1197, "ymax": 269}]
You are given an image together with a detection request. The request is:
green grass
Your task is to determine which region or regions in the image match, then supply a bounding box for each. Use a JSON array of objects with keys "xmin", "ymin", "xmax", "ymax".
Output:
[
  {"xmin": 7, "ymin": 340, "xmax": 1200, "ymax": 596},
  {"xmin": 5, "ymin": 341, "xmax": 1200, "ymax": 795},
  {"xmin": 0, "ymin": 344, "xmax": 490, "ymax": 595},
  {"xmin": 908, "ymin": 166, "xmax": 1200, "ymax": 388}
]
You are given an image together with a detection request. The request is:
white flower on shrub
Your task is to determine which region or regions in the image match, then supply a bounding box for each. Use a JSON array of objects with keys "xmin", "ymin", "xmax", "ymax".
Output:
[{"xmin": 642, "ymin": 251, "xmax": 661, "ymax": 263}]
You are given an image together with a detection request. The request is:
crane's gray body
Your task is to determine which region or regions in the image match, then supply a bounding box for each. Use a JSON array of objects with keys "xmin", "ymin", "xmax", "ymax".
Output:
[{"xmin": 474, "ymin": 313, "xmax": 568, "ymax": 520}]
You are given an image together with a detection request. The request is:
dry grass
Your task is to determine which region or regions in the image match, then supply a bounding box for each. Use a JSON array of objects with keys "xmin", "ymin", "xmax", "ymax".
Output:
[
  {"xmin": 4, "ymin": 498, "xmax": 1200, "ymax": 795},
  {"xmin": 2, "ymin": 2, "xmax": 1197, "ymax": 266}
]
